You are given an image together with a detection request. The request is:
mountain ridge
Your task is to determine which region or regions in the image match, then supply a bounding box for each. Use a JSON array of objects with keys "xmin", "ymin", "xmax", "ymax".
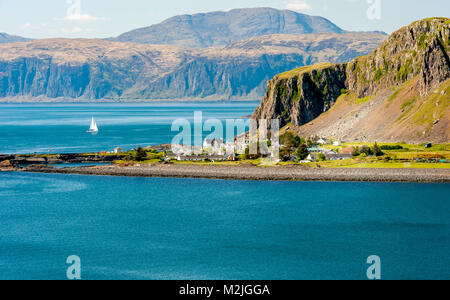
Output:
[
  {"xmin": 0, "ymin": 33, "xmax": 32, "ymax": 44},
  {"xmin": 112, "ymin": 7, "xmax": 346, "ymax": 48}
]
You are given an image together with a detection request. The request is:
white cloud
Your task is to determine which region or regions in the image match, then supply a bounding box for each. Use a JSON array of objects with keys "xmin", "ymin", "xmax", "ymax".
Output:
[{"xmin": 285, "ymin": 0, "xmax": 312, "ymax": 12}]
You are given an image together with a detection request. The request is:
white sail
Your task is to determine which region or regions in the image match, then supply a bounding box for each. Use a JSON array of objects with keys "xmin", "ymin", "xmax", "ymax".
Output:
[{"xmin": 87, "ymin": 117, "xmax": 99, "ymax": 133}]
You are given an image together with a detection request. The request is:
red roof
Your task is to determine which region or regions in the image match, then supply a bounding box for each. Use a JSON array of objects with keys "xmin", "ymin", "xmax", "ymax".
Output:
[{"xmin": 340, "ymin": 147, "xmax": 355, "ymax": 155}]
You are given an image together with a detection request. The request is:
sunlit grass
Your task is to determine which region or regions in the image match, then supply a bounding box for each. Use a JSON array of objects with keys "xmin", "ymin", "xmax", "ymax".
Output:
[{"xmin": 340, "ymin": 162, "xmax": 450, "ymax": 169}]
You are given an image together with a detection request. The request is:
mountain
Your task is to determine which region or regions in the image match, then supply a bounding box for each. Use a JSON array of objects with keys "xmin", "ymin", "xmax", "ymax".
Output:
[
  {"xmin": 0, "ymin": 32, "xmax": 386, "ymax": 101},
  {"xmin": 0, "ymin": 33, "xmax": 31, "ymax": 43},
  {"xmin": 252, "ymin": 18, "xmax": 450, "ymax": 143},
  {"xmin": 112, "ymin": 7, "xmax": 345, "ymax": 48}
]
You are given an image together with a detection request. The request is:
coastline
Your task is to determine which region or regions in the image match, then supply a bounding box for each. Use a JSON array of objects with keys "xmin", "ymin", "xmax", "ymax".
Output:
[
  {"xmin": 16, "ymin": 164, "xmax": 450, "ymax": 183},
  {"xmin": 0, "ymin": 98, "xmax": 261, "ymax": 104}
]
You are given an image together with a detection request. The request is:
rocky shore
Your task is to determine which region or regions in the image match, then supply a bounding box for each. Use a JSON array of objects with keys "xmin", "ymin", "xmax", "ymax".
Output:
[
  {"xmin": 19, "ymin": 164, "xmax": 450, "ymax": 183},
  {"xmin": 0, "ymin": 153, "xmax": 123, "ymax": 166}
]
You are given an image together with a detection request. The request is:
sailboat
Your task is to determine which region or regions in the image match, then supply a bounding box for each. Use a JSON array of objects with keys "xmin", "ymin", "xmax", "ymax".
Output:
[{"xmin": 87, "ymin": 116, "xmax": 99, "ymax": 134}]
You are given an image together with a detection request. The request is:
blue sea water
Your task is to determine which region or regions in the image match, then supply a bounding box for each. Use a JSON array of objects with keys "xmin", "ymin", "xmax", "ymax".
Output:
[
  {"xmin": 0, "ymin": 102, "xmax": 449, "ymax": 280},
  {"xmin": 0, "ymin": 172, "xmax": 449, "ymax": 280},
  {"xmin": 0, "ymin": 102, "xmax": 258, "ymax": 154}
]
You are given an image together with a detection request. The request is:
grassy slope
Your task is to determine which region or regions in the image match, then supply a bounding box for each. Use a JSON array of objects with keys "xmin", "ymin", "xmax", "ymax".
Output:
[
  {"xmin": 295, "ymin": 77, "xmax": 449, "ymax": 143},
  {"xmin": 276, "ymin": 62, "xmax": 334, "ymax": 79}
]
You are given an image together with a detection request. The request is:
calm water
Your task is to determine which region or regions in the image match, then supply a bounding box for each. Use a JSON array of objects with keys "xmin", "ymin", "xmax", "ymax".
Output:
[
  {"xmin": 0, "ymin": 172, "xmax": 449, "ymax": 280},
  {"xmin": 1, "ymin": 102, "xmax": 449, "ymax": 280},
  {"xmin": 0, "ymin": 102, "xmax": 258, "ymax": 154}
]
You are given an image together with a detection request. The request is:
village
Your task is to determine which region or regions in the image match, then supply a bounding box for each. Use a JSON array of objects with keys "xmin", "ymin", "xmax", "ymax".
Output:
[
  {"xmin": 127, "ymin": 132, "xmax": 396, "ymax": 164},
  {"xmin": 158, "ymin": 136, "xmax": 357, "ymax": 163},
  {"xmin": 1, "ymin": 130, "xmax": 448, "ymax": 172},
  {"xmin": 121, "ymin": 130, "xmax": 449, "ymax": 168}
]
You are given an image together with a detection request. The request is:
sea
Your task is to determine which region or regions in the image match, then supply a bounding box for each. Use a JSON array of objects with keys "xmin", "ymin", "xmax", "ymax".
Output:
[
  {"xmin": 0, "ymin": 103, "xmax": 449, "ymax": 280},
  {"xmin": 0, "ymin": 102, "xmax": 258, "ymax": 154}
]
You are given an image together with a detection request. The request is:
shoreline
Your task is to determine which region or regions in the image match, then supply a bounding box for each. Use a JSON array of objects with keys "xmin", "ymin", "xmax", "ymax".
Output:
[
  {"xmin": 15, "ymin": 164, "xmax": 450, "ymax": 183},
  {"xmin": 0, "ymin": 99, "xmax": 260, "ymax": 104}
]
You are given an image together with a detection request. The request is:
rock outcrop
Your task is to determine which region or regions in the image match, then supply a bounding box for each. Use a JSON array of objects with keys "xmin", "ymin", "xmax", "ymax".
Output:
[
  {"xmin": 253, "ymin": 63, "xmax": 347, "ymax": 127},
  {"xmin": 0, "ymin": 160, "xmax": 14, "ymax": 170},
  {"xmin": 252, "ymin": 18, "xmax": 450, "ymax": 142},
  {"xmin": 345, "ymin": 18, "xmax": 450, "ymax": 97}
]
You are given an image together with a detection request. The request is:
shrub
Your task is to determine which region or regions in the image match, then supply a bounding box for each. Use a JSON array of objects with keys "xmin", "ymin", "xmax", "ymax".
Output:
[
  {"xmin": 318, "ymin": 153, "xmax": 326, "ymax": 161},
  {"xmin": 135, "ymin": 147, "xmax": 147, "ymax": 162},
  {"xmin": 360, "ymin": 146, "xmax": 373, "ymax": 156},
  {"xmin": 341, "ymin": 88, "xmax": 349, "ymax": 95},
  {"xmin": 380, "ymin": 145, "xmax": 404, "ymax": 150},
  {"xmin": 280, "ymin": 131, "xmax": 302, "ymax": 148},
  {"xmin": 295, "ymin": 144, "xmax": 309, "ymax": 161},
  {"xmin": 374, "ymin": 69, "xmax": 383, "ymax": 82}
]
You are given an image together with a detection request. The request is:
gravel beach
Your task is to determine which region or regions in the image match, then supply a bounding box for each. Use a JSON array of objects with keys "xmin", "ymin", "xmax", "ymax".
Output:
[{"xmin": 19, "ymin": 164, "xmax": 450, "ymax": 182}]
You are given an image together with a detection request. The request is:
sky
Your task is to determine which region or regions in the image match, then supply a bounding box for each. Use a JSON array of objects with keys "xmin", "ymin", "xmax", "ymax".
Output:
[{"xmin": 0, "ymin": 0, "xmax": 448, "ymax": 39}]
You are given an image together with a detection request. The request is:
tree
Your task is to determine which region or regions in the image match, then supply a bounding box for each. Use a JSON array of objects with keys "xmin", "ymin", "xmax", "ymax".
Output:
[
  {"xmin": 318, "ymin": 153, "xmax": 326, "ymax": 161},
  {"xmin": 353, "ymin": 146, "xmax": 361, "ymax": 157},
  {"xmin": 280, "ymin": 146, "xmax": 292, "ymax": 161},
  {"xmin": 280, "ymin": 131, "xmax": 296, "ymax": 148},
  {"xmin": 247, "ymin": 142, "xmax": 262, "ymax": 159},
  {"xmin": 295, "ymin": 144, "xmax": 309, "ymax": 161},
  {"xmin": 293, "ymin": 136, "xmax": 304, "ymax": 148},
  {"xmin": 372, "ymin": 143, "xmax": 384, "ymax": 156},
  {"xmin": 360, "ymin": 145, "xmax": 373, "ymax": 156},
  {"xmin": 135, "ymin": 147, "xmax": 147, "ymax": 161}
]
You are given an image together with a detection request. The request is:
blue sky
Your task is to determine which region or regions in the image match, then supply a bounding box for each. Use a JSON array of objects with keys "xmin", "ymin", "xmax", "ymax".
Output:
[{"xmin": 0, "ymin": 0, "xmax": 448, "ymax": 39}]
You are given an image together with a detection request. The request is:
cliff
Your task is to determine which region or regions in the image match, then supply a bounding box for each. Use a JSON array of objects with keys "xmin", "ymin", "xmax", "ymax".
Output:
[
  {"xmin": 252, "ymin": 18, "xmax": 450, "ymax": 143},
  {"xmin": 0, "ymin": 33, "xmax": 385, "ymax": 101},
  {"xmin": 345, "ymin": 18, "xmax": 450, "ymax": 97},
  {"xmin": 253, "ymin": 63, "xmax": 347, "ymax": 127}
]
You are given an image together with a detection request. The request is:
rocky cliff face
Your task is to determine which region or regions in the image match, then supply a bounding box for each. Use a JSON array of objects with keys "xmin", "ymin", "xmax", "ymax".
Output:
[
  {"xmin": 0, "ymin": 33, "xmax": 385, "ymax": 101},
  {"xmin": 253, "ymin": 63, "xmax": 347, "ymax": 127},
  {"xmin": 346, "ymin": 18, "xmax": 450, "ymax": 97},
  {"xmin": 252, "ymin": 18, "xmax": 450, "ymax": 142}
]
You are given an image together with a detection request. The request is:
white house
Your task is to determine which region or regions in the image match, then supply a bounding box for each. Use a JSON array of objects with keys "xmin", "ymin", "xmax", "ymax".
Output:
[
  {"xmin": 317, "ymin": 138, "xmax": 331, "ymax": 145},
  {"xmin": 324, "ymin": 150, "xmax": 337, "ymax": 155},
  {"xmin": 301, "ymin": 154, "xmax": 316, "ymax": 163},
  {"xmin": 203, "ymin": 138, "xmax": 224, "ymax": 148},
  {"xmin": 333, "ymin": 141, "xmax": 342, "ymax": 146},
  {"xmin": 113, "ymin": 147, "xmax": 123, "ymax": 154}
]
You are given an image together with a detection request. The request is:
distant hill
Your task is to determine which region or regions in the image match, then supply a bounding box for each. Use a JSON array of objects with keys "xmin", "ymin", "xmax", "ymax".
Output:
[
  {"xmin": 0, "ymin": 32, "xmax": 386, "ymax": 101},
  {"xmin": 112, "ymin": 7, "xmax": 345, "ymax": 48},
  {"xmin": 0, "ymin": 33, "xmax": 31, "ymax": 43},
  {"xmin": 252, "ymin": 18, "xmax": 450, "ymax": 143}
]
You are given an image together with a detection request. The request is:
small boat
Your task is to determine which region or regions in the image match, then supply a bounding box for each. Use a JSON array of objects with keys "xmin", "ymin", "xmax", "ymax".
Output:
[{"xmin": 87, "ymin": 116, "xmax": 99, "ymax": 134}]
